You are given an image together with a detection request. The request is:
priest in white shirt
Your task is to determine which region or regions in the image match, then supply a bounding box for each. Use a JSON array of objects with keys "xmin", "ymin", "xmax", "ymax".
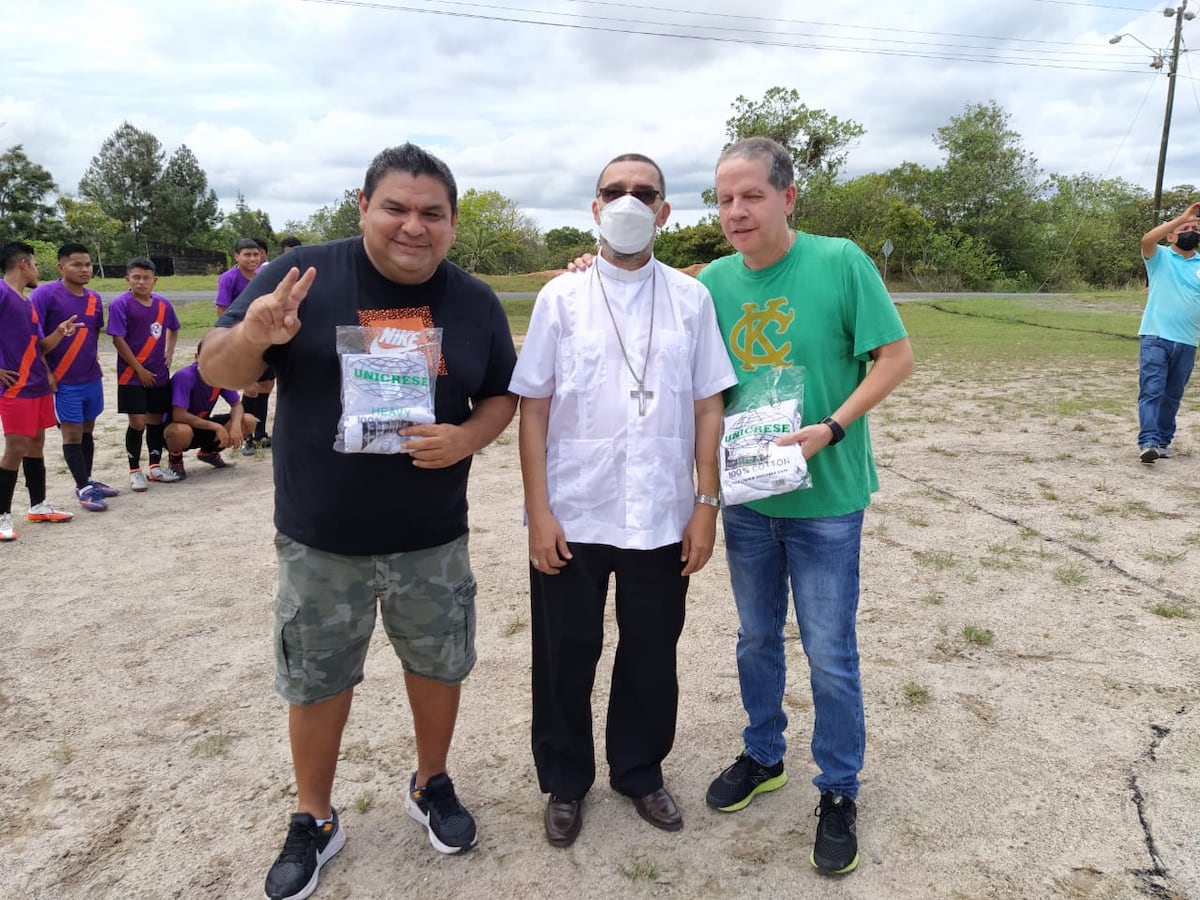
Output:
[{"xmin": 509, "ymin": 153, "xmax": 737, "ymax": 848}]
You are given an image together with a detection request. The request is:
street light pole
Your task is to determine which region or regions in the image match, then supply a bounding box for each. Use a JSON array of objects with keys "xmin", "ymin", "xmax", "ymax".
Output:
[{"xmin": 1154, "ymin": 0, "xmax": 1190, "ymax": 217}]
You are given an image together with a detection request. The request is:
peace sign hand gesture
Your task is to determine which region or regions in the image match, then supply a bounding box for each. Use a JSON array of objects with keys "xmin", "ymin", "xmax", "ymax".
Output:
[{"xmin": 241, "ymin": 266, "xmax": 315, "ymax": 348}]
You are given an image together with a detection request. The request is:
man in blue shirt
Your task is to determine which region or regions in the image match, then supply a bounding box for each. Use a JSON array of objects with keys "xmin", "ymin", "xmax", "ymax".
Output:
[{"xmin": 1137, "ymin": 200, "xmax": 1200, "ymax": 463}]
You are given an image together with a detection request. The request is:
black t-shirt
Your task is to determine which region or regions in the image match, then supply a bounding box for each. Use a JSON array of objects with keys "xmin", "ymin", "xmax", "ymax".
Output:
[{"xmin": 216, "ymin": 238, "xmax": 517, "ymax": 555}]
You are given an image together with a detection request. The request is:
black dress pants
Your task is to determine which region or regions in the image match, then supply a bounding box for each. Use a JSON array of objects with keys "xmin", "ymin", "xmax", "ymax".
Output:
[{"xmin": 530, "ymin": 541, "xmax": 688, "ymax": 801}]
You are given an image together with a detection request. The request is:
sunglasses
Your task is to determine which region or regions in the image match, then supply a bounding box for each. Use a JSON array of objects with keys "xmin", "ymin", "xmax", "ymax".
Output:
[{"xmin": 597, "ymin": 187, "xmax": 662, "ymax": 205}]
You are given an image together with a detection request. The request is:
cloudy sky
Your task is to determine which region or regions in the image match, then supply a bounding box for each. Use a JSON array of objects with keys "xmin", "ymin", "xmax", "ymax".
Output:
[{"xmin": 8, "ymin": 0, "xmax": 1200, "ymax": 238}]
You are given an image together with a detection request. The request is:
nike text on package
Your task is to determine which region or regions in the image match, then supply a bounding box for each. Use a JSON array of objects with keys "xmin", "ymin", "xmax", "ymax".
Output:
[
  {"xmin": 334, "ymin": 325, "xmax": 442, "ymax": 454},
  {"xmin": 719, "ymin": 365, "xmax": 812, "ymax": 506}
]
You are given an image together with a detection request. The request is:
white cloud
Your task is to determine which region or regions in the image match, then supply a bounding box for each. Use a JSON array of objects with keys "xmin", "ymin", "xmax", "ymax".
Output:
[{"xmin": 7, "ymin": 0, "xmax": 1200, "ymax": 238}]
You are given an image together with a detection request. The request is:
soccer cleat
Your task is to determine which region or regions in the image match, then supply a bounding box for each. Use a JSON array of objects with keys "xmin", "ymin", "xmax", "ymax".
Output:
[
  {"xmin": 811, "ymin": 793, "xmax": 859, "ymax": 875},
  {"xmin": 77, "ymin": 485, "xmax": 108, "ymax": 512},
  {"xmin": 0, "ymin": 512, "xmax": 15, "ymax": 541},
  {"xmin": 263, "ymin": 809, "xmax": 345, "ymax": 900},
  {"xmin": 705, "ymin": 752, "xmax": 788, "ymax": 812},
  {"xmin": 197, "ymin": 451, "xmax": 230, "ymax": 469},
  {"xmin": 1139, "ymin": 446, "xmax": 1160, "ymax": 464},
  {"xmin": 147, "ymin": 465, "xmax": 183, "ymax": 483},
  {"xmin": 130, "ymin": 469, "xmax": 149, "ymax": 492},
  {"xmin": 242, "ymin": 437, "xmax": 257, "ymax": 457},
  {"xmin": 28, "ymin": 502, "xmax": 74, "ymax": 523},
  {"xmin": 405, "ymin": 772, "xmax": 478, "ymax": 854},
  {"xmin": 88, "ymin": 480, "xmax": 120, "ymax": 498}
]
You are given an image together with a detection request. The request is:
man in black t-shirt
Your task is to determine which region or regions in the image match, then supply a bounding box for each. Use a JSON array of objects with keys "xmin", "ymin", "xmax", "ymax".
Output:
[{"xmin": 200, "ymin": 144, "xmax": 517, "ymax": 900}]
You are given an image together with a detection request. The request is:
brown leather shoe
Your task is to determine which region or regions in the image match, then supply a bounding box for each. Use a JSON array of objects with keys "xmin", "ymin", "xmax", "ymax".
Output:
[
  {"xmin": 545, "ymin": 796, "xmax": 582, "ymax": 847},
  {"xmin": 632, "ymin": 787, "xmax": 682, "ymax": 832}
]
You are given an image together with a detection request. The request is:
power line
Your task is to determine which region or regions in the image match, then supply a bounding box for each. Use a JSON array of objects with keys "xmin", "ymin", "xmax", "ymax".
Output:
[
  {"xmin": 1031, "ymin": 0, "xmax": 1162, "ymax": 10},
  {"xmin": 555, "ymin": 0, "xmax": 1120, "ymax": 50},
  {"xmin": 297, "ymin": 0, "xmax": 1169, "ymax": 73}
]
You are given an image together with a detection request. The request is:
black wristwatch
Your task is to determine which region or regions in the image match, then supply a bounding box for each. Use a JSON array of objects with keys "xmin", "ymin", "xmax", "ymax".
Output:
[{"xmin": 821, "ymin": 416, "xmax": 845, "ymax": 445}]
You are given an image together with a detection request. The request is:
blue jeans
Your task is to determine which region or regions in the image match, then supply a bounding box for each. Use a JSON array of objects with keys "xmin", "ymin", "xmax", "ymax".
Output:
[
  {"xmin": 722, "ymin": 504, "xmax": 865, "ymax": 799},
  {"xmin": 1138, "ymin": 335, "xmax": 1196, "ymax": 449}
]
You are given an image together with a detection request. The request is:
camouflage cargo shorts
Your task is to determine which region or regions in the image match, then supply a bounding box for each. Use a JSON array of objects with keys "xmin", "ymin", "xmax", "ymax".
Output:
[{"xmin": 273, "ymin": 532, "xmax": 477, "ymax": 705}]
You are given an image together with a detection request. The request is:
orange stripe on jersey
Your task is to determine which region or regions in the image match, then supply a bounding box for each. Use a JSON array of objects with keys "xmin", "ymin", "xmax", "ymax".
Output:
[
  {"xmin": 51, "ymin": 290, "xmax": 100, "ymax": 380},
  {"xmin": 3, "ymin": 335, "xmax": 40, "ymax": 398},
  {"xmin": 118, "ymin": 300, "xmax": 168, "ymax": 385},
  {"xmin": 196, "ymin": 385, "xmax": 221, "ymax": 418}
]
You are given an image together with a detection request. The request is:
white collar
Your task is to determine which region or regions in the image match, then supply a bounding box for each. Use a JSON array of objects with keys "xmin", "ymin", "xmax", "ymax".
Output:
[{"xmin": 597, "ymin": 254, "xmax": 655, "ymax": 284}]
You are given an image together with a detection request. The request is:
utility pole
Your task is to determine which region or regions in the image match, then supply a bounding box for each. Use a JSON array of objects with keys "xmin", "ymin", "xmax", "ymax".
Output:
[{"xmin": 1155, "ymin": 0, "xmax": 1192, "ymax": 218}]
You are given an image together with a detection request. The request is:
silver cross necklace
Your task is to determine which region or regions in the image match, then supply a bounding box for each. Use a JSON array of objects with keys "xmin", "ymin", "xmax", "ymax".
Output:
[{"xmin": 595, "ymin": 264, "xmax": 656, "ymax": 415}]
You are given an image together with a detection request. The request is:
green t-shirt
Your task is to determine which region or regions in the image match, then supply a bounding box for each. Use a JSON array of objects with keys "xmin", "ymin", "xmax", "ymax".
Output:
[{"xmin": 699, "ymin": 231, "xmax": 908, "ymax": 519}]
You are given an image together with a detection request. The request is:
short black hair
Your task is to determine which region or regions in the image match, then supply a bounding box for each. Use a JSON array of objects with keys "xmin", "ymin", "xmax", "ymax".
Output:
[
  {"xmin": 57, "ymin": 242, "xmax": 90, "ymax": 260},
  {"xmin": 596, "ymin": 153, "xmax": 666, "ymax": 195},
  {"xmin": 363, "ymin": 143, "xmax": 458, "ymax": 214},
  {"xmin": 1, "ymin": 241, "xmax": 35, "ymax": 273},
  {"xmin": 234, "ymin": 238, "xmax": 260, "ymax": 253},
  {"xmin": 127, "ymin": 256, "xmax": 156, "ymax": 273},
  {"xmin": 280, "ymin": 235, "xmax": 302, "ymax": 249},
  {"xmin": 254, "ymin": 238, "xmax": 269, "ymax": 253}
]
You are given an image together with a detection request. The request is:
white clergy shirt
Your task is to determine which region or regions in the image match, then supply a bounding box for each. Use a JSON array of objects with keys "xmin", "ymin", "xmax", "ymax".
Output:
[{"xmin": 510, "ymin": 255, "xmax": 737, "ymax": 550}]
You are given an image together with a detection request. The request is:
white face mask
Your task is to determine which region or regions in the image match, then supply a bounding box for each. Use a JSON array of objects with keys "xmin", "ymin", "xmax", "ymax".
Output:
[{"xmin": 599, "ymin": 194, "xmax": 658, "ymax": 254}]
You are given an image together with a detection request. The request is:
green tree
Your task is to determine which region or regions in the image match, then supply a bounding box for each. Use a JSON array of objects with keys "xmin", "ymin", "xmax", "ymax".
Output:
[
  {"xmin": 303, "ymin": 189, "xmax": 361, "ymax": 241},
  {"xmin": 449, "ymin": 189, "xmax": 539, "ymax": 274},
  {"xmin": 221, "ymin": 192, "xmax": 274, "ymax": 246},
  {"xmin": 149, "ymin": 145, "xmax": 221, "ymax": 245},
  {"xmin": 1037, "ymin": 174, "xmax": 1152, "ymax": 289},
  {"xmin": 922, "ymin": 101, "xmax": 1047, "ymax": 281},
  {"xmin": 0, "ymin": 145, "xmax": 59, "ymax": 242},
  {"xmin": 653, "ymin": 219, "xmax": 732, "ymax": 268},
  {"xmin": 59, "ymin": 198, "xmax": 123, "ymax": 276},
  {"xmin": 542, "ymin": 225, "xmax": 596, "ymax": 269},
  {"xmin": 79, "ymin": 121, "xmax": 164, "ymax": 238},
  {"xmin": 703, "ymin": 87, "xmax": 865, "ymax": 207}
]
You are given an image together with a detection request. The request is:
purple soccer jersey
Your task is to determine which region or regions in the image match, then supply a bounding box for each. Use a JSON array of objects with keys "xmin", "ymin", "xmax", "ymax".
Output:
[
  {"xmin": 30, "ymin": 281, "xmax": 104, "ymax": 384},
  {"xmin": 0, "ymin": 282, "xmax": 51, "ymax": 399},
  {"xmin": 215, "ymin": 267, "xmax": 252, "ymax": 310},
  {"xmin": 171, "ymin": 362, "xmax": 239, "ymax": 417},
  {"xmin": 106, "ymin": 292, "xmax": 181, "ymax": 387}
]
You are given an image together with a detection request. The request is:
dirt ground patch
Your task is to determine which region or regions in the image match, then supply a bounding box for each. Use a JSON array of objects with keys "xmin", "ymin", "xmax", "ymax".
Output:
[{"xmin": 2, "ymin": 343, "xmax": 1197, "ymax": 899}]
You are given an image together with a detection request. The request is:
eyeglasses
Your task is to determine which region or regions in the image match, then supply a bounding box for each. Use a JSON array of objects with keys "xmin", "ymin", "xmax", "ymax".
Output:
[{"xmin": 597, "ymin": 187, "xmax": 662, "ymax": 206}]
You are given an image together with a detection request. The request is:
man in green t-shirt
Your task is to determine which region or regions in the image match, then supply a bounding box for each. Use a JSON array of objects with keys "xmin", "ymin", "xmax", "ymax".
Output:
[{"xmin": 699, "ymin": 137, "xmax": 913, "ymax": 876}]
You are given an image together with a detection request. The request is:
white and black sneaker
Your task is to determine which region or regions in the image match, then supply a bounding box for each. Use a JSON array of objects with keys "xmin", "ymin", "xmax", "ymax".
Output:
[
  {"xmin": 811, "ymin": 793, "xmax": 859, "ymax": 875},
  {"xmin": 264, "ymin": 809, "xmax": 345, "ymax": 900},
  {"xmin": 405, "ymin": 772, "xmax": 478, "ymax": 854}
]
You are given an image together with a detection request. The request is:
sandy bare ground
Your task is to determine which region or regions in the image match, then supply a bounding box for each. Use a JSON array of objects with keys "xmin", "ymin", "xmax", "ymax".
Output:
[{"xmin": 2, "ymin": 342, "xmax": 1197, "ymax": 900}]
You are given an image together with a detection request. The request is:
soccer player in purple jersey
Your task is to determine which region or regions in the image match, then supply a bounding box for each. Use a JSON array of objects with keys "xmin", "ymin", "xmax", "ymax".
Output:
[
  {"xmin": 0, "ymin": 242, "xmax": 76, "ymax": 541},
  {"xmin": 107, "ymin": 257, "xmax": 182, "ymax": 491},
  {"xmin": 164, "ymin": 344, "xmax": 256, "ymax": 478},
  {"xmin": 30, "ymin": 242, "xmax": 119, "ymax": 512}
]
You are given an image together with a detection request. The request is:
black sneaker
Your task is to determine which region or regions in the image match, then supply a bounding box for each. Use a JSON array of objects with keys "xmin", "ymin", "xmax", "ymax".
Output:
[
  {"xmin": 1140, "ymin": 446, "xmax": 1160, "ymax": 464},
  {"xmin": 405, "ymin": 772, "xmax": 478, "ymax": 854},
  {"xmin": 264, "ymin": 809, "xmax": 346, "ymax": 900},
  {"xmin": 705, "ymin": 752, "xmax": 788, "ymax": 812},
  {"xmin": 197, "ymin": 451, "xmax": 230, "ymax": 468},
  {"xmin": 811, "ymin": 793, "xmax": 859, "ymax": 875}
]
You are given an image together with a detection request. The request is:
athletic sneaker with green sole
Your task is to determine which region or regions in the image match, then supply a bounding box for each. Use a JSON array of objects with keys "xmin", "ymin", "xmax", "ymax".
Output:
[
  {"xmin": 811, "ymin": 793, "xmax": 859, "ymax": 875},
  {"xmin": 705, "ymin": 752, "xmax": 788, "ymax": 811}
]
